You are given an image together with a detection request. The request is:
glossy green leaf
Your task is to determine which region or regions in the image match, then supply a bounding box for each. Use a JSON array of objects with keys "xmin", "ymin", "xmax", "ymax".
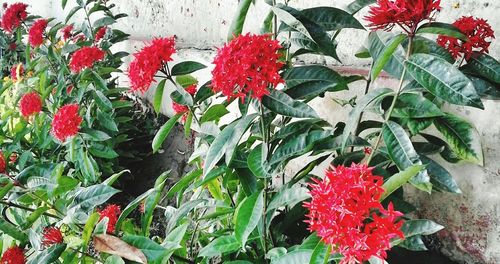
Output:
[
  {"xmin": 372, "ymin": 34, "xmax": 407, "ymax": 80},
  {"xmin": 401, "ymin": 220, "xmax": 444, "ymax": 237},
  {"xmin": 267, "ymin": 186, "xmax": 309, "ymax": 212},
  {"xmin": 198, "ymin": 235, "xmax": 240, "ymax": 257},
  {"xmin": 93, "ymin": 17, "xmax": 115, "ymax": 28},
  {"xmin": 227, "ymin": 0, "xmax": 253, "ymax": 40},
  {"xmin": 122, "ymin": 235, "xmax": 175, "ymax": 262},
  {"xmin": 234, "ymin": 190, "xmax": 264, "ymax": 247},
  {"xmin": 309, "ymin": 241, "xmax": 331, "ymax": 264},
  {"xmin": 433, "ymin": 113, "xmax": 483, "ymax": 165},
  {"xmin": 420, "ymin": 156, "xmax": 461, "ymax": 193},
  {"xmin": 467, "ymin": 53, "xmax": 500, "ymax": 84},
  {"xmin": 406, "ymin": 54, "xmax": 484, "ymax": 109},
  {"xmin": 410, "ymin": 36, "xmax": 454, "ymax": 63},
  {"xmin": 71, "ymin": 184, "xmax": 119, "ymax": 212},
  {"xmin": 346, "ymin": 0, "xmax": 376, "ymax": 14},
  {"xmin": 142, "ymin": 171, "xmax": 170, "ymax": 236},
  {"xmin": 153, "ymin": 79, "xmax": 166, "ymax": 114},
  {"xmin": 0, "ymin": 219, "xmax": 28, "ymax": 242},
  {"xmin": 368, "ymin": 31, "xmax": 407, "ymax": 79},
  {"xmin": 300, "ymin": 7, "xmax": 364, "ymax": 31},
  {"xmin": 382, "ymin": 121, "xmax": 431, "ymax": 193},
  {"xmin": 469, "ymin": 75, "xmax": 500, "ymax": 99},
  {"xmin": 171, "ymin": 61, "xmax": 207, "ymax": 76},
  {"xmin": 247, "ymin": 145, "xmax": 268, "ymax": 178},
  {"xmin": 167, "ymin": 169, "xmax": 202, "ymax": 198},
  {"xmin": 152, "ymin": 114, "xmax": 182, "ymax": 153},
  {"xmin": 200, "ymin": 104, "xmax": 230, "ymax": 123},
  {"xmin": 416, "ymin": 22, "xmax": 468, "ymax": 41},
  {"xmin": 28, "ymin": 244, "xmax": 66, "ymax": 264},
  {"xmin": 392, "ymin": 93, "xmax": 443, "ymax": 118},
  {"xmin": 271, "ymin": 250, "xmax": 313, "ymax": 264},
  {"xmin": 262, "ymin": 89, "xmax": 319, "ymax": 118},
  {"xmin": 380, "ymin": 165, "xmax": 425, "ymax": 200},
  {"xmin": 115, "ymin": 189, "xmax": 154, "ymax": 232},
  {"xmin": 283, "ymin": 65, "xmax": 347, "ymax": 98}
]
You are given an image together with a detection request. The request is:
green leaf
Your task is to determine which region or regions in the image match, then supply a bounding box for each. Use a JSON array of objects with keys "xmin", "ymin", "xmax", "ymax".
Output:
[
  {"xmin": 416, "ymin": 22, "xmax": 468, "ymax": 41},
  {"xmin": 262, "ymin": 89, "xmax": 319, "ymax": 118},
  {"xmin": 368, "ymin": 31, "xmax": 407, "ymax": 79},
  {"xmin": 247, "ymin": 145, "xmax": 268, "ymax": 178},
  {"xmin": 271, "ymin": 250, "xmax": 313, "ymax": 264},
  {"xmin": 341, "ymin": 88, "xmax": 395, "ymax": 151},
  {"xmin": 410, "ymin": 36, "xmax": 454, "ymax": 63},
  {"xmin": 469, "ymin": 75, "xmax": 500, "ymax": 99},
  {"xmin": 420, "ymin": 156, "xmax": 461, "ymax": 193},
  {"xmin": 234, "ymin": 190, "xmax": 264, "ymax": 247},
  {"xmin": 93, "ymin": 17, "xmax": 115, "ymax": 28},
  {"xmin": 0, "ymin": 219, "xmax": 28, "ymax": 242},
  {"xmin": 89, "ymin": 143, "xmax": 119, "ymax": 159},
  {"xmin": 309, "ymin": 241, "xmax": 331, "ymax": 264},
  {"xmin": 346, "ymin": 0, "xmax": 376, "ymax": 14},
  {"xmin": 28, "ymin": 244, "xmax": 66, "ymax": 264},
  {"xmin": 175, "ymin": 74, "xmax": 198, "ymax": 88},
  {"xmin": 142, "ymin": 171, "xmax": 170, "ymax": 236},
  {"xmin": 198, "ymin": 235, "xmax": 240, "ymax": 258},
  {"xmin": 200, "ymin": 104, "xmax": 230, "ymax": 123},
  {"xmin": 71, "ymin": 184, "xmax": 119, "ymax": 212},
  {"xmin": 267, "ymin": 185, "xmax": 310, "ymax": 212},
  {"xmin": 401, "ymin": 219, "xmax": 444, "ymax": 237},
  {"xmin": 300, "ymin": 7, "xmax": 364, "ymax": 31},
  {"xmin": 406, "ymin": 54, "xmax": 484, "ymax": 109},
  {"xmin": 371, "ymin": 34, "xmax": 407, "ymax": 80},
  {"xmin": 433, "ymin": 113, "xmax": 483, "ymax": 165},
  {"xmin": 380, "ymin": 165, "xmax": 425, "ymax": 200},
  {"xmin": 382, "ymin": 121, "xmax": 432, "ymax": 192},
  {"xmin": 122, "ymin": 235, "xmax": 175, "ymax": 262},
  {"xmin": 62, "ymin": 0, "xmax": 68, "ymax": 9},
  {"xmin": 167, "ymin": 169, "xmax": 203, "ymax": 198},
  {"xmin": 283, "ymin": 65, "xmax": 347, "ymax": 98},
  {"xmin": 392, "ymin": 93, "xmax": 443, "ymax": 119},
  {"xmin": 97, "ymin": 111, "xmax": 119, "ymax": 132},
  {"xmin": 171, "ymin": 61, "xmax": 207, "ymax": 76},
  {"xmin": 204, "ymin": 114, "xmax": 257, "ymax": 175},
  {"xmin": 467, "ymin": 53, "xmax": 500, "ymax": 84},
  {"xmin": 82, "ymin": 212, "xmax": 100, "ymax": 252},
  {"xmin": 153, "ymin": 79, "xmax": 166, "ymax": 114},
  {"xmin": 227, "ymin": 0, "xmax": 253, "ymax": 41},
  {"xmin": 115, "ymin": 189, "xmax": 154, "ymax": 232},
  {"xmin": 65, "ymin": 6, "xmax": 82, "ymax": 23},
  {"xmin": 92, "ymin": 71, "xmax": 108, "ymax": 90},
  {"xmin": 152, "ymin": 114, "xmax": 182, "ymax": 153},
  {"xmin": 105, "ymin": 256, "xmax": 125, "ymax": 264}
]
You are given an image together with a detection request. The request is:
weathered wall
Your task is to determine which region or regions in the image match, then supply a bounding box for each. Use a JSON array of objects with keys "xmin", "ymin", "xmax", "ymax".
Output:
[{"xmin": 8, "ymin": 0, "xmax": 500, "ymax": 263}]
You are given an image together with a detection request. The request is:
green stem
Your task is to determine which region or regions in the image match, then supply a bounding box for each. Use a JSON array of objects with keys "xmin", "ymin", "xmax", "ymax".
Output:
[
  {"xmin": 0, "ymin": 200, "xmax": 61, "ymax": 219},
  {"xmin": 259, "ymin": 103, "xmax": 269, "ymax": 255},
  {"xmin": 366, "ymin": 36, "xmax": 414, "ymax": 165}
]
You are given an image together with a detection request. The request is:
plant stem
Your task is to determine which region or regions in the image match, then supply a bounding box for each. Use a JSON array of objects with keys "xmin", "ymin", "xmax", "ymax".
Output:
[
  {"xmin": 366, "ymin": 36, "xmax": 414, "ymax": 165},
  {"xmin": 0, "ymin": 200, "xmax": 61, "ymax": 219},
  {"xmin": 259, "ymin": 102, "xmax": 269, "ymax": 255}
]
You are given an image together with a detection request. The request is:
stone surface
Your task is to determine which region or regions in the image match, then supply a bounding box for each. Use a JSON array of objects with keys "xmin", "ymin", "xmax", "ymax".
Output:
[{"xmin": 7, "ymin": 0, "xmax": 500, "ymax": 262}]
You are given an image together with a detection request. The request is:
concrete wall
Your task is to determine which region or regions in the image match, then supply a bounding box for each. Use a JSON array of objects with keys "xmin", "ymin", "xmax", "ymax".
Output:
[{"xmin": 6, "ymin": 0, "xmax": 500, "ymax": 263}]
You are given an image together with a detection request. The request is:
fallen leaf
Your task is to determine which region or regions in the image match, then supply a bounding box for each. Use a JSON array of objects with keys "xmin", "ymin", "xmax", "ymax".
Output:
[{"xmin": 94, "ymin": 234, "xmax": 148, "ymax": 264}]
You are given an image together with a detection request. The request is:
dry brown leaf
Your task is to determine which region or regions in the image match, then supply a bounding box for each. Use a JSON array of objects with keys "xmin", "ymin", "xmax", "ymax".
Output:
[{"xmin": 93, "ymin": 234, "xmax": 148, "ymax": 264}]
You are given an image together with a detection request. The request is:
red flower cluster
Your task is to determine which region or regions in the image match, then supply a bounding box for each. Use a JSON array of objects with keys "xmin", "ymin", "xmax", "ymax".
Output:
[
  {"xmin": 172, "ymin": 84, "xmax": 197, "ymax": 122},
  {"xmin": 365, "ymin": 0, "xmax": 441, "ymax": 33},
  {"xmin": 10, "ymin": 63, "xmax": 23, "ymax": 82},
  {"xmin": 98, "ymin": 204, "xmax": 121, "ymax": 233},
  {"xmin": 1, "ymin": 3, "xmax": 28, "ymax": 33},
  {"xmin": 60, "ymin": 24, "xmax": 73, "ymax": 40},
  {"xmin": 0, "ymin": 151, "xmax": 6, "ymax": 173},
  {"xmin": 211, "ymin": 33, "xmax": 283, "ymax": 101},
  {"xmin": 51, "ymin": 104, "xmax": 82, "ymax": 142},
  {"xmin": 19, "ymin": 92, "xmax": 42, "ymax": 117},
  {"xmin": 437, "ymin": 16, "xmax": 495, "ymax": 60},
  {"xmin": 69, "ymin": 46, "xmax": 105, "ymax": 73},
  {"xmin": 128, "ymin": 37, "xmax": 176, "ymax": 93},
  {"xmin": 42, "ymin": 227, "xmax": 64, "ymax": 247},
  {"xmin": 28, "ymin": 19, "xmax": 48, "ymax": 47},
  {"xmin": 304, "ymin": 164, "xmax": 405, "ymax": 264},
  {"xmin": 94, "ymin": 27, "xmax": 107, "ymax": 42},
  {"xmin": 0, "ymin": 246, "xmax": 26, "ymax": 264}
]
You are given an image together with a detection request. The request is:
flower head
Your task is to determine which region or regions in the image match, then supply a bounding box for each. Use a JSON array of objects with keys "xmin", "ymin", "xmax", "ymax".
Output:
[
  {"xmin": 10, "ymin": 63, "xmax": 23, "ymax": 82},
  {"xmin": 1, "ymin": 3, "xmax": 28, "ymax": 33},
  {"xmin": 19, "ymin": 92, "xmax": 42, "ymax": 117},
  {"xmin": 51, "ymin": 104, "xmax": 82, "ymax": 142},
  {"xmin": 98, "ymin": 204, "xmax": 121, "ymax": 233},
  {"xmin": 365, "ymin": 0, "xmax": 441, "ymax": 33},
  {"xmin": 304, "ymin": 163, "xmax": 404, "ymax": 264},
  {"xmin": 172, "ymin": 84, "xmax": 197, "ymax": 122},
  {"xmin": 42, "ymin": 227, "xmax": 64, "ymax": 247},
  {"xmin": 94, "ymin": 27, "xmax": 107, "ymax": 42},
  {"xmin": 60, "ymin": 24, "xmax": 73, "ymax": 40},
  {"xmin": 28, "ymin": 19, "xmax": 48, "ymax": 47},
  {"xmin": 211, "ymin": 33, "xmax": 283, "ymax": 101},
  {"xmin": 0, "ymin": 246, "xmax": 26, "ymax": 264},
  {"xmin": 9, "ymin": 42, "xmax": 17, "ymax": 50},
  {"xmin": 127, "ymin": 37, "xmax": 176, "ymax": 93},
  {"xmin": 437, "ymin": 16, "xmax": 495, "ymax": 60},
  {"xmin": 0, "ymin": 151, "xmax": 6, "ymax": 173},
  {"xmin": 69, "ymin": 46, "xmax": 105, "ymax": 73}
]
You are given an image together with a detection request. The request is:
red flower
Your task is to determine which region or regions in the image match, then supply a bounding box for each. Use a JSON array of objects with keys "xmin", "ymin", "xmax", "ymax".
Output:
[
  {"xmin": 365, "ymin": 0, "xmax": 441, "ymax": 33},
  {"xmin": 72, "ymin": 34, "xmax": 85, "ymax": 42},
  {"xmin": 172, "ymin": 84, "xmax": 197, "ymax": 122},
  {"xmin": 0, "ymin": 151, "xmax": 6, "ymax": 173},
  {"xmin": 19, "ymin": 92, "xmax": 42, "ymax": 117},
  {"xmin": 304, "ymin": 164, "xmax": 404, "ymax": 264},
  {"xmin": 94, "ymin": 27, "xmax": 107, "ymax": 42},
  {"xmin": 211, "ymin": 33, "xmax": 284, "ymax": 101},
  {"xmin": 51, "ymin": 104, "xmax": 82, "ymax": 142},
  {"xmin": 128, "ymin": 37, "xmax": 176, "ymax": 93},
  {"xmin": 9, "ymin": 153, "xmax": 17, "ymax": 164},
  {"xmin": 60, "ymin": 24, "xmax": 73, "ymax": 40},
  {"xmin": 66, "ymin": 85, "xmax": 74, "ymax": 94},
  {"xmin": 69, "ymin": 46, "xmax": 105, "ymax": 73},
  {"xmin": 10, "ymin": 63, "xmax": 23, "ymax": 82},
  {"xmin": 437, "ymin": 16, "xmax": 495, "ymax": 60},
  {"xmin": 97, "ymin": 204, "xmax": 121, "ymax": 233},
  {"xmin": 1, "ymin": 3, "xmax": 28, "ymax": 33},
  {"xmin": 363, "ymin": 147, "xmax": 372, "ymax": 155},
  {"xmin": 9, "ymin": 42, "xmax": 17, "ymax": 50},
  {"xmin": 0, "ymin": 246, "xmax": 26, "ymax": 264},
  {"xmin": 28, "ymin": 19, "xmax": 48, "ymax": 47},
  {"xmin": 42, "ymin": 227, "xmax": 64, "ymax": 247}
]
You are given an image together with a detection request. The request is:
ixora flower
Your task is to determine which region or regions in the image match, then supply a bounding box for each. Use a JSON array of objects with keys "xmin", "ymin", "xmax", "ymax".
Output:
[
  {"xmin": 365, "ymin": 0, "xmax": 441, "ymax": 33},
  {"xmin": 10, "ymin": 63, "xmax": 23, "ymax": 82},
  {"xmin": 28, "ymin": 19, "xmax": 48, "ymax": 47},
  {"xmin": 60, "ymin": 24, "xmax": 73, "ymax": 40},
  {"xmin": 51, "ymin": 104, "xmax": 82, "ymax": 142},
  {"xmin": 437, "ymin": 16, "xmax": 495, "ymax": 60},
  {"xmin": 0, "ymin": 151, "xmax": 6, "ymax": 173},
  {"xmin": 211, "ymin": 33, "xmax": 284, "ymax": 101},
  {"xmin": 98, "ymin": 204, "xmax": 121, "ymax": 233},
  {"xmin": 0, "ymin": 246, "xmax": 26, "ymax": 264},
  {"xmin": 94, "ymin": 27, "xmax": 107, "ymax": 42},
  {"xmin": 1, "ymin": 2, "xmax": 28, "ymax": 33},
  {"xmin": 128, "ymin": 37, "xmax": 176, "ymax": 93},
  {"xmin": 42, "ymin": 227, "xmax": 64, "ymax": 247},
  {"xmin": 304, "ymin": 163, "xmax": 405, "ymax": 264},
  {"xmin": 172, "ymin": 84, "xmax": 197, "ymax": 122},
  {"xmin": 19, "ymin": 92, "xmax": 42, "ymax": 117},
  {"xmin": 69, "ymin": 46, "xmax": 105, "ymax": 73}
]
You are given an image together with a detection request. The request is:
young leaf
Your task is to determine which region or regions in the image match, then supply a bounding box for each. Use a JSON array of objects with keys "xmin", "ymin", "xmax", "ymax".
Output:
[
  {"xmin": 371, "ymin": 34, "xmax": 407, "ymax": 80},
  {"xmin": 227, "ymin": 0, "xmax": 253, "ymax": 41},
  {"xmin": 153, "ymin": 79, "xmax": 166, "ymax": 114},
  {"xmin": 380, "ymin": 165, "xmax": 425, "ymax": 201},
  {"xmin": 152, "ymin": 114, "xmax": 182, "ymax": 153},
  {"xmin": 368, "ymin": 31, "xmax": 407, "ymax": 79},
  {"xmin": 234, "ymin": 190, "xmax": 264, "ymax": 247}
]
